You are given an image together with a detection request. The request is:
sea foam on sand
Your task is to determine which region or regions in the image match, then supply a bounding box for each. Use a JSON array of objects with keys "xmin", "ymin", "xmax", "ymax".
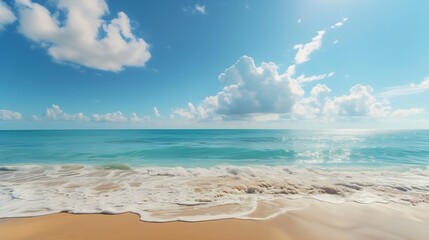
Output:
[{"xmin": 0, "ymin": 165, "xmax": 428, "ymax": 222}]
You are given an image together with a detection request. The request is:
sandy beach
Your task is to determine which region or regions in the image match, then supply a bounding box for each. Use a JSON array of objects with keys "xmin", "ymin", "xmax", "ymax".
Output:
[{"xmin": 1, "ymin": 200, "xmax": 428, "ymax": 240}]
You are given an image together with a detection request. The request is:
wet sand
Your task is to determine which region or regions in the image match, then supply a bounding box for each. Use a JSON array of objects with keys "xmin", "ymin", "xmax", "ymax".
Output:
[{"xmin": 1, "ymin": 200, "xmax": 428, "ymax": 240}]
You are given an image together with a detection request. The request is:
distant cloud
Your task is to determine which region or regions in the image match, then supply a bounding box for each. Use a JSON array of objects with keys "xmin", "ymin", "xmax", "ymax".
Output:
[
  {"xmin": 293, "ymin": 84, "xmax": 420, "ymax": 119},
  {"xmin": 323, "ymin": 85, "xmax": 391, "ymax": 117},
  {"xmin": 0, "ymin": 109, "xmax": 22, "ymax": 120},
  {"xmin": 153, "ymin": 107, "xmax": 161, "ymax": 117},
  {"xmin": 333, "ymin": 40, "xmax": 339, "ymax": 45},
  {"xmin": 391, "ymin": 108, "xmax": 424, "ymax": 118},
  {"xmin": 183, "ymin": 4, "xmax": 207, "ymax": 15},
  {"xmin": 194, "ymin": 4, "xmax": 206, "ymax": 14},
  {"xmin": 379, "ymin": 77, "xmax": 429, "ymax": 98},
  {"xmin": 294, "ymin": 30, "xmax": 325, "ymax": 64},
  {"xmin": 331, "ymin": 18, "xmax": 348, "ymax": 29},
  {"xmin": 15, "ymin": 0, "xmax": 151, "ymax": 72},
  {"xmin": 32, "ymin": 105, "xmax": 158, "ymax": 123},
  {"xmin": 173, "ymin": 102, "xmax": 202, "ymax": 120},
  {"xmin": 296, "ymin": 72, "xmax": 335, "ymax": 84},
  {"xmin": 31, "ymin": 115, "xmax": 41, "ymax": 121},
  {"xmin": 92, "ymin": 111, "xmax": 127, "ymax": 122},
  {"xmin": 45, "ymin": 104, "xmax": 89, "ymax": 121},
  {"xmin": 129, "ymin": 113, "xmax": 149, "ymax": 123},
  {"xmin": 297, "ymin": 18, "xmax": 301, "ymax": 24},
  {"xmin": 0, "ymin": 0, "xmax": 16, "ymax": 30}
]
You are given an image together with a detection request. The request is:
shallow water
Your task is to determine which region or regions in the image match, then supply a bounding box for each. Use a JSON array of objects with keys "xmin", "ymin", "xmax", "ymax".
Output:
[
  {"xmin": 1, "ymin": 129, "xmax": 428, "ymax": 167},
  {"xmin": 0, "ymin": 130, "xmax": 428, "ymax": 221}
]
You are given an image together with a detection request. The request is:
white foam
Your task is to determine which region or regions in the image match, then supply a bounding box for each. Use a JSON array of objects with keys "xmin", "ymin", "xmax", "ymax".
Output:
[{"xmin": 0, "ymin": 165, "xmax": 428, "ymax": 222}]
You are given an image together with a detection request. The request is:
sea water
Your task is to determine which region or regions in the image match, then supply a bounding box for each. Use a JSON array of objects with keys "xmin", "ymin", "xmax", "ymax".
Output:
[{"xmin": 0, "ymin": 129, "xmax": 428, "ymax": 221}]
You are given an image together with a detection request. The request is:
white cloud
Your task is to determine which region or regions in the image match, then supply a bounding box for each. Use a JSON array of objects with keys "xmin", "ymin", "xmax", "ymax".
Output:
[
  {"xmin": 34, "ymin": 105, "xmax": 158, "ymax": 123},
  {"xmin": 31, "ymin": 115, "xmax": 41, "ymax": 121},
  {"xmin": 171, "ymin": 18, "xmax": 424, "ymax": 123},
  {"xmin": 194, "ymin": 4, "xmax": 206, "ymax": 14},
  {"xmin": 15, "ymin": 0, "xmax": 151, "ymax": 72},
  {"xmin": 294, "ymin": 30, "xmax": 325, "ymax": 64},
  {"xmin": 173, "ymin": 56, "xmax": 304, "ymax": 120},
  {"xmin": 153, "ymin": 107, "xmax": 160, "ymax": 117},
  {"xmin": 92, "ymin": 111, "xmax": 127, "ymax": 122},
  {"xmin": 296, "ymin": 72, "xmax": 335, "ymax": 84},
  {"xmin": 293, "ymin": 84, "xmax": 405, "ymax": 119},
  {"xmin": 45, "ymin": 104, "xmax": 89, "ymax": 121},
  {"xmin": 173, "ymin": 102, "xmax": 208, "ymax": 120},
  {"xmin": 323, "ymin": 85, "xmax": 392, "ymax": 117},
  {"xmin": 391, "ymin": 108, "xmax": 424, "ymax": 118},
  {"xmin": 0, "ymin": 0, "xmax": 16, "ymax": 30},
  {"xmin": 333, "ymin": 40, "xmax": 339, "ymax": 45},
  {"xmin": 331, "ymin": 18, "xmax": 348, "ymax": 29},
  {"xmin": 0, "ymin": 109, "xmax": 22, "ymax": 120},
  {"xmin": 129, "ymin": 113, "xmax": 149, "ymax": 123},
  {"xmin": 292, "ymin": 84, "xmax": 332, "ymax": 118},
  {"xmin": 378, "ymin": 77, "xmax": 429, "ymax": 98},
  {"xmin": 297, "ymin": 18, "xmax": 301, "ymax": 24}
]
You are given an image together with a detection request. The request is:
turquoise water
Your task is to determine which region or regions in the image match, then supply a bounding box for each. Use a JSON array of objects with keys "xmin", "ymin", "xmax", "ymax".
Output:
[
  {"xmin": 1, "ymin": 129, "xmax": 428, "ymax": 221},
  {"xmin": 1, "ymin": 129, "xmax": 428, "ymax": 168}
]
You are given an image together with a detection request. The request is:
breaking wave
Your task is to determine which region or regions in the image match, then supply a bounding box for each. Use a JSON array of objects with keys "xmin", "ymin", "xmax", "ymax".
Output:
[{"xmin": 1, "ymin": 164, "xmax": 428, "ymax": 222}]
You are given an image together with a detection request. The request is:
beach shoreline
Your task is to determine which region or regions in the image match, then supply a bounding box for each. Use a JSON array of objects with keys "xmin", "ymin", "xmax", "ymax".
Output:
[{"xmin": 1, "ymin": 200, "xmax": 428, "ymax": 240}]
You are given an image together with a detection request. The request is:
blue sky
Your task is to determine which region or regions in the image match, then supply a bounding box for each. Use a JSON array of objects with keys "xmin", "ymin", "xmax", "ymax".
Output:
[{"xmin": 1, "ymin": 0, "xmax": 429, "ymax": 129}]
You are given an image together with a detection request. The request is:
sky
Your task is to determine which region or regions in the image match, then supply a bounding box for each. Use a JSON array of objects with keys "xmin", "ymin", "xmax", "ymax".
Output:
[{"xmin": 1, "ymin": 0, "xmax": 429, "ymax": 129}]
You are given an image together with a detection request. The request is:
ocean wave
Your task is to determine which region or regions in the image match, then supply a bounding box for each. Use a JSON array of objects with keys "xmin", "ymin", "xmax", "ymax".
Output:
[{"xmin": 0, "ymin": 164, "xmax": 428, "ymax": 222}]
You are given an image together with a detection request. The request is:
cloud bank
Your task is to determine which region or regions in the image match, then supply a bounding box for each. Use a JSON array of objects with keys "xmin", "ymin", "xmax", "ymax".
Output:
[{"xmin": 172, "ymin": 19, "xmax": 425, "ymax": 122}]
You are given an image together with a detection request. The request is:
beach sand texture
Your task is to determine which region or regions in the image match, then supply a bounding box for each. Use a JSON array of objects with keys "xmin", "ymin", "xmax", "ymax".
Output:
[{"xmin": 1, "ymin": 200, "xmax": 428, "ymax": 240}]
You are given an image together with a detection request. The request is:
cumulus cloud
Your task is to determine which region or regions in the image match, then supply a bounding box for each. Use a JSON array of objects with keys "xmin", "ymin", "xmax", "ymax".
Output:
[
  {"xmin": 172, "ymin": 27, "xmax": 338, "ymax": 121},
  {"xmin": 173, "ymin": 102, "xmax": 208, "ymax": 121},
  {"xmin": 172, "ymin": 28, "xmax": 336, "ymax": 121},
  {"xmin": 0, "ymin": 109, "xmax": 22, "ymax": 120},
  {"xmin": 173, "ymin": 56, "xmax": 305, "ymax": 120},
  {"xmin": 92, "ymin": 111, "xmax": 127, "ymax": 122},
  {"xmin": 379, "ymin": 77, "xmax": 429, "ymax": 98},
  {"xmin": 45, "ymin": 104, "xmax": 89, "ymax": 121},
  {"xmin": 294, "ymin": 30, "xmax": 325, "ymax": 64},
  {"xmin": 323, "ymin": 85, "xmax": 392, "ymax": 117},
  {"xmin": 15, "ymin": 0, "xmax": 151, "ymax": 72},
  {"xmin": 230, "ymin": 57, "xmax": 303, "ymax": 115},
  {"xmin": 194, "ymin": 4, "xmax": 206, "ymax": 14},
  {"xmin": 0, "ymin": 0, "xmax": 16, "ymax": 30},
  {"xmin": 331, "ymin": 18, "xmax": 348, "ymax": 29},
  {"xmin": 293, "ymin": 84, "xmax": 421, "ymax": 119},
  {"xmin": 171, "ymin": 18, "xmax": 424, "ymax": 123},
  {"xmin": 292, "ymin": 84, "xmax": 332, "ymax": 118},
  {"xmin": 217, "ymin": 56, "xmax": 305, "ymax": 114},
  {"xmin": 129, "ymin": 113, "xmax": 150, "ymax": 123}
]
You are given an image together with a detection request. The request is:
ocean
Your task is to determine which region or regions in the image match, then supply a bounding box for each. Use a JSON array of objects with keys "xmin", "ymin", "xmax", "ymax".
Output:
[{"xmin": 1, "ymin": 129, "xmax": 428, "ymax": 221}]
